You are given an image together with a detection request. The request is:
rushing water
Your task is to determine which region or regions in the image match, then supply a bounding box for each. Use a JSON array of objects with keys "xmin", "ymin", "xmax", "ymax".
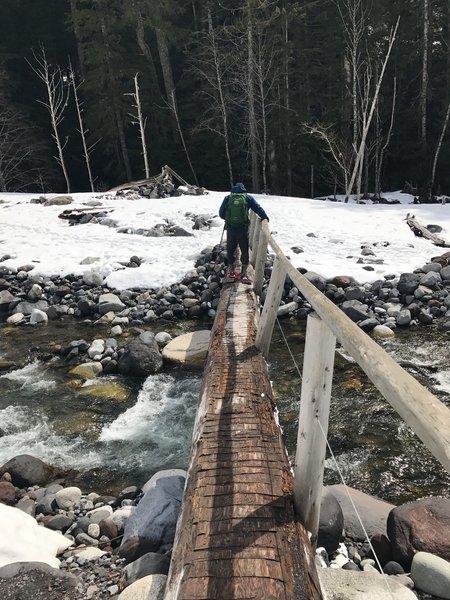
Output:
[
  {"xmin": 268, "ymin": 320, "xmax": 450, "ymax": 504},
  {"xmin": 0, "ymin": 317, "xmax": 449, "ymax": 502}
]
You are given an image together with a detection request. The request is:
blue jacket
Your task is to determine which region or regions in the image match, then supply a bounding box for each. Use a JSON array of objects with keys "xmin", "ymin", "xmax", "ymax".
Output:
[{"xmin": 219, "ymin": 183, "xmax": 268, "ymax": 227}]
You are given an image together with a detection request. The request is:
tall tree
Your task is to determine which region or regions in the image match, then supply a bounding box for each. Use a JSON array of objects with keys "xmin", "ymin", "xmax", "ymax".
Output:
[{"xmin": 28, "ymin": 46, "xmax": 71, "ymax": 193}]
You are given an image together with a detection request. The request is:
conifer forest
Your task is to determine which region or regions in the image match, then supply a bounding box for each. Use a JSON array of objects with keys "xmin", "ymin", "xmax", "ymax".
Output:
[{"xmin": 1, "ymin": 0, "xmax": 449, "ymax": 200}]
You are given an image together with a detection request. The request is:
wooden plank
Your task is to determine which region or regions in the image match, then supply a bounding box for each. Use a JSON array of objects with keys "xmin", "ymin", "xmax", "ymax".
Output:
[{"xmin": 294, "ymin": 313, "xmax": 336, "ymax": 548}]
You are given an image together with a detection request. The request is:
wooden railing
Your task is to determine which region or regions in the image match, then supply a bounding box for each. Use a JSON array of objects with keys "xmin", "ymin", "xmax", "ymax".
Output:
[{"xmin": 249, "ymin": 215, "xmax": 450, "ymax": 547}]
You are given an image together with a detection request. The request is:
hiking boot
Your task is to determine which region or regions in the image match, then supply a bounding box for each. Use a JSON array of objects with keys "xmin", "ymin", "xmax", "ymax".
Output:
[{"xmin": 240, "ymin": 275, "xmax": 251, "ymax": 285}]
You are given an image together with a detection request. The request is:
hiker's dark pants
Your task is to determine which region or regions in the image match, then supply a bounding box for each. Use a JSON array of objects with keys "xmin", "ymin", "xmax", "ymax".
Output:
[{"xmin": 226, "ymin": 226, "xmax": 249, "ymax": 267}]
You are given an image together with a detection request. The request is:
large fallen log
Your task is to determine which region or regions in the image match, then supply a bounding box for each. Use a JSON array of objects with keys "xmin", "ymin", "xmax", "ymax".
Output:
[{"xmin": 405, "ymin": 216, "xmax": 450, "ymax": 247}]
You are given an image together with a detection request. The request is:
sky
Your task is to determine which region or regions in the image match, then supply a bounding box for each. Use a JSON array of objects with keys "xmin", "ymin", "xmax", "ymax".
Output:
[{"xmin": 1, "ymin": 189, "xmax": 449, "ymax": 290}]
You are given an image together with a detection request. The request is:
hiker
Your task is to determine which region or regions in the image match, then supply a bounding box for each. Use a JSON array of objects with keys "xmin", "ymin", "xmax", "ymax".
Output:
[{"xmin": 219, "ymin": 182, "xmax": 269, "ymax": 284}]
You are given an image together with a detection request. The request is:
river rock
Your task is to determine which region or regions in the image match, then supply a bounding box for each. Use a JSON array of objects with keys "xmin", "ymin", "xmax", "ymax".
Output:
[
  {"xmin": 0, "ymin": 454, "xmax": 57, "ymax": 487},
  {"xmin": 30, "ymin": 308, "xmax": 48, "ymax": 325},
  {"xmin": 44, "ymin": 195, "xmax": 73, "ymax": 206},
  {"xmin": 68, "ymin": 361, "xmax": 103, "ymax": 379},
  {"xmin": 6, "ymin": 313, "xmax": 24, "ymax": 325},
  {"xmin": 420, "ymin": 271, "xmax": 441, "ymax": 288},
  {"xmin": 397, "ymin": 272, "xmax": 420, "ymax": 295},
  {"xmin": 55, "ymin": 486, "xmax": 82, "ymax": 510},
  {"xmin": 328, "ymin": 485, "xmax": 395, "ymax": 540},
  {"xmin": 117, "ymin": 574, "xmax": 167, "ymax": 600},
  {"xmin": 12, "ymin": 300, "xmax": 48, "ymax": 315},
  {"xmin": 82, "ymin": 270, "xmax": 104, "ymax": 286},
  {"xmin": 162, "ymin": 330, "xmax": 210, "ymax": 367},
  {"xmin": 0, "ymin": 481, "xmax": 16, "ymax": 505},
  {"xmin": 372, "ymin": 325, "xmax": 395, "ymax": 338},
  {"xmin": 396, "ymin": 309, "xmax": 411, "ymax": 326},
  {"xmin": 98, "ymin": 292, "xmax": 126, "ymax": 314},
  {"xmin": 118, "ymin": 332, "xmax": 163, "ymax": 376},
  {"xmin": 318, "ymin": 568, "xmax": 417, "ymax": 599},
  {"xmin": 410, "ymin": 551, "xmax": 450, "ymax": 599},
  {"xmin": 340, "ymin": 300, "xmax": 369, "ymax": 322},
  {"xmin": 0, "ymin": 290, "xmax": 15, "ymax": 311},
  {"xmin": 119, "ymin": 471, "xmax": 185, "ymax": 562},
  {"xmin": 441, "ymin": 265, "xmax": 450, "ymax": 280},
  {"xmin": 318, "ymin": 488, "xmax": 344, "ymax": 554},
  {"xmin": 387, "ymin": 496, "xmax": 450, "ymax": 568},
  {"xmin": 123, "ymin": 551, "xmax": 171, "ymax": 585}
]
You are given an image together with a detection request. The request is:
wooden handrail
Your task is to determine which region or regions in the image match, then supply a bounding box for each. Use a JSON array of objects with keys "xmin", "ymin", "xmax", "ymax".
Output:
[{"xmin": 257, "ymin": 220, "xmax": 450, "ymax": 474}]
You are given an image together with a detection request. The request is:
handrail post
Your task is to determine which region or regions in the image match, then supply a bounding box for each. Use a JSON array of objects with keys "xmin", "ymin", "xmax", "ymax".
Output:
[
  {"xmin": 248, "ymin": 212, "xmax": 257, "ymax": 248},
  {"xmin": 250, "ymin": 217, "xmax": 261, "ymax": 266},
  {"xmin": 294, "ymin": 313, "xmax": 336, "ymax": 548},
  {"xmin": 255, "ymin": 255, "xmax": 286, "ymax": 358},
  {"xmin": 253, "ymin": 225, "xmax": 268, "ymax": 296}
]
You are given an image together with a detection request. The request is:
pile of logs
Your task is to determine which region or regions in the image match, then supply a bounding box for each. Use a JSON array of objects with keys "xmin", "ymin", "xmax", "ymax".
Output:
[{"xmin": 108, "ymin": 165, "xmax": 207, "ymax": 199}]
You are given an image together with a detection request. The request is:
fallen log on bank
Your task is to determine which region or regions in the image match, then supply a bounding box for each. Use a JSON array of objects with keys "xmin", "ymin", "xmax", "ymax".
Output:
[{"xmin": 406, "ymin": 216, "xmax": 450, "ymax": 247}]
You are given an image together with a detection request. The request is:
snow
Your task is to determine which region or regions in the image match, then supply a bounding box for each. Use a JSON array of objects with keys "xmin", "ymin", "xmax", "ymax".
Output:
[
  {"xmin": 1, "ymin": 189, "xmax": 449, "ymax": 290},
  {"xmin": 0, "ymin": 503, "xmax": 73, "ymax": 568}
]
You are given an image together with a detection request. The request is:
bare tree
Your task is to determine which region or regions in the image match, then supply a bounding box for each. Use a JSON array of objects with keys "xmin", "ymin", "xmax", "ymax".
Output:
[
  {"xmin": 69, "ymin": 61, "xmax": 98, "ymax": 191},
  {"xmin": 421, "ymin": 0, "xmax": 429, "ymax": 147},
  {"xmin": 430, "ymin": 96, "xmax": 450, "ymax": 196},
  {"xmin": 27, "ymin": 46, "xmax": 71, "ymax": 193},
  {"xmin": 191, "ymin": 3, "xmax": 234, "ymax": 185},
  {"xmin": 374, "ymin": 77, "xmax": 397, "ymax": 199},
  {"xmin": 303, "ymin": 123, "xmax": 352, "ymax": 193},
  {"xmin": 0, "ymin": 108, "xmax": 45, "ymax": 191},
  {"xmin": 344, "ymin": 18, "xmax": 399, "ymax": 202},
  {"xmin": 335, "ymin": 0, "xmax": 368, "ymax": 151},
  {"xmin": 127, "ymin": 73, "xmax": 150, "ymax": 178},
  {"xmin": 171, "ymin": 90, "xmax": 198, "ymax": 186}
]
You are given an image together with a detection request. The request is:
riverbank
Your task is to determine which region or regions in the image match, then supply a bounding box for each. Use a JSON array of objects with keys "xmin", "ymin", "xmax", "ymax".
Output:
[{"xmin": 0, "ymin": 456, "xmax": 449, "ymax": 600}]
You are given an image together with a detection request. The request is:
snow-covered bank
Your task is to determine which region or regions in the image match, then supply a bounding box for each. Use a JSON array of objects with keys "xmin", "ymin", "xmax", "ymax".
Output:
[{"xmin": 1, "ymin": 190, "xmax": 449, "ymax": 291}]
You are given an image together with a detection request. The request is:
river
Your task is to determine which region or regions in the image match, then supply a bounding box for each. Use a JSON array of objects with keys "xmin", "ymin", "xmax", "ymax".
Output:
[{"xmin": 0, "ymin": 317, "xmax": 449, "ymax": 504}]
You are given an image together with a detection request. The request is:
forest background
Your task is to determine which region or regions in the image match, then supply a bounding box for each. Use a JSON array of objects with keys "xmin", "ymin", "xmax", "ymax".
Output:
[{"xmin": 0, "ymin": 0, "xmax": 448, "ymax": 201}]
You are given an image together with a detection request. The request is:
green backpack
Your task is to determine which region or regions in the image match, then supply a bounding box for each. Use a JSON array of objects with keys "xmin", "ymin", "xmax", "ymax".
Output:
[{"xmin": 225, "ymin": 192, "xmax": 250, "ymax": 227}]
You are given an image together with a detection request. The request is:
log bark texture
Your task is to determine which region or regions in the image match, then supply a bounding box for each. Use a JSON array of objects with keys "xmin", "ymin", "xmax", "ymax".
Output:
[{"xmin": 165, "ymin": 282, "xmax": 322, "ymax": 600}]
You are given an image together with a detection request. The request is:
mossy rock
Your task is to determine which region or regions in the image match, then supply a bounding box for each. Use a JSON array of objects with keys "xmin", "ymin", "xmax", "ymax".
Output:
[
  {"xmin": 79, "ymin": 381, "xmax": 129, "ymax": 402},
  {"xmin": 52, "ymin": 411, "xmax": 102, "ymax": 439}
]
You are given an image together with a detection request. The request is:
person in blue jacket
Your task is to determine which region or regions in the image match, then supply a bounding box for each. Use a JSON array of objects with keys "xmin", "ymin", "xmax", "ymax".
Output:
[{"xmin": 219, "ymin": 182, "xmax": 269, "ymax": 283}]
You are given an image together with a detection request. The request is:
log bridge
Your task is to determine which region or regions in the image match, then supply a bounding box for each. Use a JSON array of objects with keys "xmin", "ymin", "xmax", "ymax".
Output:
[
  {"xmin": 165, "ymin": 214, "xmax": 450, "ymax": 600},
  {"xmin": 164, "ymin": 281, "xmax": 321, "ymax": 599}
]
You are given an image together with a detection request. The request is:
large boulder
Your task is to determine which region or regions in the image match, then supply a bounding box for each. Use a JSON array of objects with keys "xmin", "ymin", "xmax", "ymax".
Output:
[
  {"xmin": 387, "ymin": 496, "xmax": 450, "ymax": 569},
  {"xmin": 117, "ymin": 574, "xmax": 167, "ymax": 600},
  {"xmin": 318, "ymin": 568, "xmax": 417, "ymax": 600},
  {"xmin": 318, "ymin": 488, "xmax": 344, "ymax": 554},
  {"xmin": 123, "ymin": 552, "xmax": 170, "ymax": 586},
  {"xmin": 410, "ymin": 551, "xmax": 450, "ymax": 599},
  {"xmin": 328, "ymin": 485, "xmax": 395, "ymax": 540},
  {"xmin": 0, "ymin": 455, "xmax": 57, "ymax": 488},
  {"xmin": 119, "ymin": 471, "xmax": 185, "ymax": 562},
  {"xmin": 162, "ymin": 330, "xmax": 210, "ymax": 368},
  {"xmin": 118, "ymin": 332, "xmax": 163, "ymax": 376}
]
